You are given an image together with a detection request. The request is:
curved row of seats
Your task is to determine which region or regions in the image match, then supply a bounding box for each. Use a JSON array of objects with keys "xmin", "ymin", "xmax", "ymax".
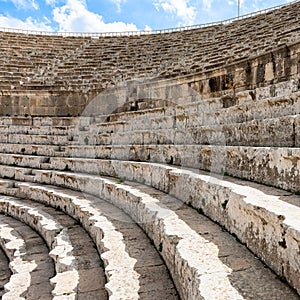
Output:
[
  {"xmin": 0, "ymin": 1, "xmax": 300, "ymax": 92},
  {"xmin": 0, "ymin": 84, "xmax": 298, "ymax": 192},
  {"xmin": 0, "ymin": 1, "xmax": 299, "ymax": 298},
  {"xmin": 0, "ymin": 80, "xmax": 299, "ymax": 298}
]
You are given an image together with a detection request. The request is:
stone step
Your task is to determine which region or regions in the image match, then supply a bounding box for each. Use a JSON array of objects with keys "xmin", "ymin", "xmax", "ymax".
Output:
[
  {"xmin": 75, "ymin": 114, "xmax": 300, "ymax": 147},
  {"xmin": 3, "ymin": 86, "xmax": 297, "ymax": 138},
  {"xmin": 0, "ymin": 246, "xmax": 11, "ymax": 298},
  {"xmin": 104, "ymin": 92, "xmax": 300, "ymax": 133},
  {"xmin": 0, "ymin": 154, "xmax": 49, "ymax": 169},
  {"xmin": 0, "ymin": 143, "xmax": 299, "ymax": 192},
  {"xmin": 7, "ymin": 169, "xmax": 299, "ymax": 299},
  {"xmin": 0, "ymin": 214, "xmax": 54, "ymax": 300},
  {"xmin": 46, "ymin": 152, "xmax": 300, "ymax": 194},
  {"xmin": 0, "ymin": 143, "xmax": 61, "ymax": 156},
  {"xmin": 0, "ymin": 192, "xmax": 108, "ymax": 299},
  {"xmin": 0, "ymin": 116, "xmax": 81, "ymax": 127},
  {"xmin": 0, "ymin": 193, "xmax": 80, "ymax": 298},
  {"xmin": 0, "ymin": 125, "xmax": 75, "ymax": 136},
  {"xmin": 5, "ymin": 181, "xmax": 180, "ymax": 300},
  {"xmin": 0, "ymin": 134, "xmax": 70, "ymax": 146}
]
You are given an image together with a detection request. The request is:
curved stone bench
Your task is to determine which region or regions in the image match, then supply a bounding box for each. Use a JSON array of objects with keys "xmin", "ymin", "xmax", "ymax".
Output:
[
  {"xmin": 0, "ymin": 143, "xmax": 61, "ymax": 157},
  {"xmin": 0, "ymin": 221, "xmax": 37, "ymax": 299},
  {"xmin": 0, "ymin": 216, "xmax": 56, "ymax": 299},
  {"xmin": 0, "ymin": 143, "xmax": 295, "ymax": 193},
  {"xmin": 0, "ymin": 134, "xmax": 70, "ymax": 146},
  {"xmin": 11, "ymin": 181, "xmax": 248, "ymax": 299},
  {"xmin": 0, "ymin": 149, "xmax": 299, "ymax": 296},
  {"xmin": 1, "ymin": 166, "xmax": 296, "ymax": 299},
  {"xmin": 0, "ymin": 182, "xmax": 140, "ymax": 299},
  {"xmin": 0, "ymin": 247, "xmax": 11, "ymax": 298},
  {"xmin": 0, "ymin": 214, "xmax": 54, "ymax": 300},
  {"xmin": 89, "ymin": 91, "xmax": 300, "ymax": 133},
  {"xmin": 15, "ymin": 157, "xmax": 298, "ymax": 296},
  {"xmin": 75, "ymin": 114, "xmax": 299, "ymax": 148},
  {"xmin": 59, "ymin": 144, "xmax": 300, "ymax": 192},
  {"xmin": 0, "ymin": 194, "xmax": 79, "ymax": 299},
  {"xmin": 0, "ymin": 125, "xmax": 75, "ymax": 136},
  {"xmin": 13, "ymin": 182, "xmax": 179, "ymax": 299}
]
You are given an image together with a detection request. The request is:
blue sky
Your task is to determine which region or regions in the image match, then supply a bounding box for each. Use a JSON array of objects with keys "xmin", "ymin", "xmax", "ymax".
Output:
[{"xmin": 0, "ymin": 0, "xmax": 294, "ymax": 32}]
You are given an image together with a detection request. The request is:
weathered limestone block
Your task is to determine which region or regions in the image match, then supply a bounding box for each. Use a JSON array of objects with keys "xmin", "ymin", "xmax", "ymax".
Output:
[
  {"xmin": 235, "ymin": 90, "xmax": 255, "ymax": 105},
  {"xmin": 32, "ymin": 117, "xmax": 78, "ymax": 127},
  {"xmin": 6, "ymin": 134, "xmax": 70, "ymax": 146},
  {"xmin": 0, "ymin": 143, "xmax": 59, "ymax": 157},
  {"xmin": 0, "ymin": 154, "xmax": 47, "ymax": 169}
]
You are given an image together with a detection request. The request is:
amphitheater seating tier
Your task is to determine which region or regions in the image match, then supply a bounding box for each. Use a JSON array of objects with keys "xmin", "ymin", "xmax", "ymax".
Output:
[
  {"xmin": 0, "ymin": 1, "xmax": 299, "ymax": 92},
  {"xmin": 0, "ymin": 1, "xmax": 300, "ymax": 299},
  {"xmin": 0, "ymin": 82, "xmax": 299, "ymax": 298}
]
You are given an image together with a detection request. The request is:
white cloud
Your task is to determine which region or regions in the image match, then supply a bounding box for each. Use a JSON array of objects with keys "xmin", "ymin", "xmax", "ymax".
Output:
[
  {"xmin": 154, "ymin": 0, "xmax": 196, "ymax": 25},
  {"xmin": 202, "ymin": 0, "xmax": 213, "ymax": 10},
  {"xmin": 53, "ymin": 0, "xmax": 139, "ymax": 32},
  {"xmin": 45, "ymin": 0, "xmax": 57, "ymax": 5},
  {"xmin": 0, "ymin": 15, "xmax": 52, "ymax": 31},
  {"xmin": 109, "ymin": 0, "xmax": 127, "ymax": 12},
  {"xmin": 1, "ymin": 0, "xmax": 39, "ymax": 10}
]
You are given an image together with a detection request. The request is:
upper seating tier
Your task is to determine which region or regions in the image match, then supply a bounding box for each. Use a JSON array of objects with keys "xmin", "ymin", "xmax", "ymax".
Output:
[{"xmin": 0, "ymin": 1, "xmax": 299, "ymax": 95}]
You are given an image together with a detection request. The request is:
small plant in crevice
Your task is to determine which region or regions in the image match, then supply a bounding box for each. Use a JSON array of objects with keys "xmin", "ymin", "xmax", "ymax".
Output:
[
  {"xmin": 99, "ymin": 261, "xmax": 105, "ymax": 269},
  {"xmin": 187, "ymin": 201, "xmax": 193, "ymax": 208},
  {"xmin": 220, "ymin": 168, "xmax": 229, "ymax": 176},
  {"xmin": 278, "ymin": 274, "xmax": 287, "ymax": 283},
  {"xmin": 167, "ymin": 156, "xmax": 174, "ymax": 165},
  {"xmin": 295, "ymin": 191, "xmax": 300, "ymax": 196},
  {"xmin": 115, "ymin": 178, "xmax": 123, "ymax": 184}
]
